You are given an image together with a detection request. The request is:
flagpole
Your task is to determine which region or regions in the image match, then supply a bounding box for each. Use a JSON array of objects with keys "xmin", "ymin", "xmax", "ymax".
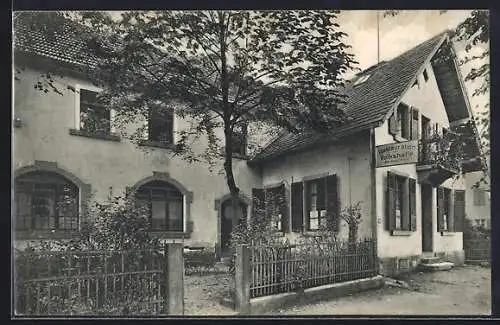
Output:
[{"xmin": 377, "ymin": 10, "xmax": 380, "ymax": 64}]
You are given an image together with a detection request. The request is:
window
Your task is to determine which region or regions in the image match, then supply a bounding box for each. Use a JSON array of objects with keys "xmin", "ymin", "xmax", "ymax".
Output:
[
  {"xmin": 437, "ymin": 187, "xmax": 465, "ymax": 232},
  {"xmin": 473, "ymin": 188, "xmax": 486, "ymax": 206},
  {"xmin": 232, "ymin": 122, "xmax": 248, "ymax": 157},
  {"xmin": 386, "ymin": 172, "xmax": 416, "ymax": 232},
  {"xmin": 136, "ymin": 181, "xmax": 184, "ymax": 232},
  {"xmin": 147, "ymin": 104, "xmax": 174, "ymax": 144},
  {"xmin": 389, "ymin": 104, "xmax": 419, "ymax": 141},
  {"xmin": 306, "ymin": 179, "xmax": 327, "ymax": 230},
  {"xmin": 15, "ymin": 172, "xmax": 79, "ymax": 231},
  {"xmin": 252, "ymin": 184, "xmax": 287, "ymax": 232},
  {"xmin": 79, "ymin": 89, "xmax": 112, "ymax": 135},
  {"xmin": 353, "ymin": 74, "xmax": 371, "ymax": 86},
  {"xmin": 291, "ymin": 174, "xmax": 339, "ymax": 232}
]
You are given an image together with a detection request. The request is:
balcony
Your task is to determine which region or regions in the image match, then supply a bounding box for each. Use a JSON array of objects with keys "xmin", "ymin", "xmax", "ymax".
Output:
[{"xmin": 417, "ymin": 132, "xmax": 462, "ymax": 186}]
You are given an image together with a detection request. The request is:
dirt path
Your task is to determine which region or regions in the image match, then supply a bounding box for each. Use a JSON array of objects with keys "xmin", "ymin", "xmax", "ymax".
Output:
[
  {"xmin": 182, "ymin": 265, "xmax": 490, "ymax": 316},
  {"xmin": 184, "ymin": 271, "xmax": 237, "ymax": 316},
  {"xmin": 270, "ymin": 265, "xmax": 491, "ymax": 316}
]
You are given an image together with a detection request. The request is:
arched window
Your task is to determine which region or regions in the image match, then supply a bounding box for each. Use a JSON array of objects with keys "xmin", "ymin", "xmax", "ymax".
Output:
[
  {"xmin": 14, "ymin": 171, "xmax": 79, "ymax": 231},
  {"xmin": 136, "ymin": 180, "xmax": 184, "ymax": 232}
]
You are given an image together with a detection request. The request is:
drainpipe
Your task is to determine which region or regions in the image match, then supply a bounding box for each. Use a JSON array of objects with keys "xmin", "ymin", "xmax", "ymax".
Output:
[
  {"xmin": 369, "ymin": 129, "xmax": 379, "ymax": 270},
  {"xmin": 347, "ymin": 157, "xmax": 353, "ymax": 206}
]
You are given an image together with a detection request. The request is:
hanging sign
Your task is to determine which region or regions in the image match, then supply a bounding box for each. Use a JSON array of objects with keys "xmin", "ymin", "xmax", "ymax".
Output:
[{"xmin": 375, "ymin": 140, "xmax": 419, "ymax": 167}]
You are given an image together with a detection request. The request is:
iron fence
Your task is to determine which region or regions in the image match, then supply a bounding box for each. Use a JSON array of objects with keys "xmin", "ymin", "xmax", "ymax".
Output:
[
  {"xmin": 464, "ymin": 238, "xmax": 491, "ymax": 263},
  {"xmin": 14, "ymin": 247, "xmax": 167, "ymax": 316},
  {"xmin": 248, "ymin": 238, "xmax": 378, "ymax": 298}
]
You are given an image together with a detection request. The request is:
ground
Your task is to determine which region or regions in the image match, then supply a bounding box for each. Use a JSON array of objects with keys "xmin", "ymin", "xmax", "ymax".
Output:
[{"xmin": 183, "ymin": 265, "xmax": 491, "ymax": 316}]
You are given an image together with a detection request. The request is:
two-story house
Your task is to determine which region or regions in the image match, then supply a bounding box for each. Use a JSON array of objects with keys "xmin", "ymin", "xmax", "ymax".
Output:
[{"xmin": 13, "ymin": 16, "xmax": 484, "ymax": 276}]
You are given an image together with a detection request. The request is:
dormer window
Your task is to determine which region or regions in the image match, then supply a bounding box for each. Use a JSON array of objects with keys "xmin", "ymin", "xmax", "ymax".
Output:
[{"xmin": 353, "ymin": 74, "xmax": 371, "ymax": 86}]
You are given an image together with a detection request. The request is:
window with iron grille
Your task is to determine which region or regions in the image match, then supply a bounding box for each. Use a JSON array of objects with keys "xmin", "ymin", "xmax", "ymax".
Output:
[
  {"xmin": 135, "ymin": 181, "xmax": 184, "ymax": 232},
  {"xmin": 15, "ymin": 172, "xmax": 79, "ymax": 231}
]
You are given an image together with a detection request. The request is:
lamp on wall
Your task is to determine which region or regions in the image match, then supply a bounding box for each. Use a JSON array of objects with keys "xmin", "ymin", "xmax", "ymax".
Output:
[{"xmin": 13, "ymin": 117, "xmax": 22, "ymax": 128}]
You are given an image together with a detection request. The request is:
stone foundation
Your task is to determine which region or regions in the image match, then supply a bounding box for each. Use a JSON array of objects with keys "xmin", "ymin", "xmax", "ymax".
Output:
[
  {"xmin": 436, "ymin": 250, "xmax": 465, "ymax": 266},
  {"xmin": 378, "ymin": 255, "xmax": 421, "ymax": 277}
]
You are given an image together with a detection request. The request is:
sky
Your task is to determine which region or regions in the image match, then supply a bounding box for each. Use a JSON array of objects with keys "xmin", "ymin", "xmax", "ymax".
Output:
[
  {"xmin": 337, "ymin": 10, "xmax": 489, "ymax": 115},
  {"xmin": 97, "ymin": 10, "xmax": 489, "ymax": 116}
]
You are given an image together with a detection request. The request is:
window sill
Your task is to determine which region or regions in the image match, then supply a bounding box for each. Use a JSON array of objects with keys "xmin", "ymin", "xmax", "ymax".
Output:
[
  {"xmin": 232, "ymin": 153, "xmax": 249, "ymax": 160},
  {"xmin": 393, "ymin": 135, "xmax": 409, "ymax": 143},
  {"xmin": 69, "ymin": 129, "xmax": 121, "ymax": 142},
  {"xmin": 148, "ymin": 231, "xmax": 192, "ymax": 239},
  {"xmin": 440, "ymin": 231, "xmax": 456, "ymax": 236},
  {"xmin": 15, "ymin": 230, "xmax": 81, "ymax": 240},
  {"xmin": 139, "ymin": 140, "xmax": 175, "ymax": 149},
  {"xmin": 391, "ymin": 230, "xmax": 413, "ymax": 236}
]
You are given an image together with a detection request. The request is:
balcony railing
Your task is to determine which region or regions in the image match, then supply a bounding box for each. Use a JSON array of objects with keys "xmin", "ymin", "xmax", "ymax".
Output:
[{"xmin": 418, "ymin": 133, "xmax": 462, "ymax": 173}]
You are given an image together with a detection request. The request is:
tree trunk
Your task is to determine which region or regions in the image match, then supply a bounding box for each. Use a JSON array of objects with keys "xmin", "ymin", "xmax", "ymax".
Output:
[{"xmin": 219, "ymin": 11, "xmax": 241, "ymax": 251}]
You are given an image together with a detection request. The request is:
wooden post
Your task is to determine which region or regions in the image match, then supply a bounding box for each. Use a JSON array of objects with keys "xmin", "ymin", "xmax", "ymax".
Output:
[
  {"xmin": 164, "ymin": 243, "xmax": 184, "ymax": 316},
  {"xmin": 235, "ymin": 245, "xmax": 250, "ymax": 314}
]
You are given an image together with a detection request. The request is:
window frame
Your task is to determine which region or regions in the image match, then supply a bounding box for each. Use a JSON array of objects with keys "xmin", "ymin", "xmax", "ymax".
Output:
[
  {"xmin": 135, "ymin": 181, "xmax": 185, "ymax": 233},
  {"xmin": 142, "ymin": 103, "xmax": 175, "ymax": 147},
  {"xmin": 290, "ymin": 173, "xmax": 340, "ymax": 233},
  {"xmin": 14, "ymin": 173, "xmax": 80, "ymax": 233},
  {"xmin": 386, "ymin": 171, "xmax": 416, "ymax": 234},
  {"xmin": 473, "ymin": 188, "xmax": 486, "ymax": 206},
  {"xmin": 252, "ymin": 183, "xmax": 287, "ymax": 233},
  {"xmin": 437, "ymin": 186, "xmax": 461, "ymax": 233},
  {"xmin": 231, "ymin": 122, "xmax": 248, "ymax": 158},
  {"xmin": 73, "ymin": 84, "xmax": 117, "ymax": 138},
  {"xmin": 305, "ymin": 178, "xmax": 328, "ymax": 231}
]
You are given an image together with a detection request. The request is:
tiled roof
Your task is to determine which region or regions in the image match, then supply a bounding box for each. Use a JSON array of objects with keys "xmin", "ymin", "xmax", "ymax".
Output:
[
  {"xmin": 13, "ymin": 14, "xmax": 100, "ymax": 68},
  {"xmin": 251, "ymin": 32, "xmax": 449, "ymax": 164}
]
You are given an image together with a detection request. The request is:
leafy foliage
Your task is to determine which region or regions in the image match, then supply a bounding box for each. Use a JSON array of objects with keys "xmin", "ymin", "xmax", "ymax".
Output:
[
  {"xmin": 13, "ymin": 11, "xmax": 357, "ymax": 219},
  {"xmin": 13, "ymin": 196, "xmax": 167, "ymax": 316},
  {"xmin": 340, "ymin": 201, "xmax": 363, "ymax": 242}
]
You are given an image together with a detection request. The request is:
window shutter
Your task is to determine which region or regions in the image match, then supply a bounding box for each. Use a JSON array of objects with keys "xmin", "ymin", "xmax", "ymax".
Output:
[
  {"xmin": 448, "ymin": 190, "xmax": 455, "ymax": 232},
  {"xmin": 409, "ymin": 178, "xmax": 417, "ymax": 231},
  {"xmin": 386, "ymin": 172, "xmax": 396, "ymax": 231},
  {"xmin": 411, "ymin": 108, "xmax": 419, "ymax": 140},
  {"xmin": 291, "ymin": 182, "xmax": 303, "ymax": 232},
  {"xmin": 251, "ymin": 188, "xmax": 265, "ymax": 223},
  {"xmin": 437, "ymin": 187, "xmax": 445, "ymax": 231},
  {"xmin": 165, "ymin": 110, "xmax": 174, "ymax": 144},
  {"xmin": 317, "ymin": 179, "xmax": 326, "ymax": 211},
  {"xmin": 454, "ymin": 190, "xmax": 466, "ymax": 232},
  {"xmin": 388, "ymin": 113, "xmax": 398, "ymax": 135},
  {"xmin": 326, "ymin": 175, "xmax": 339, "ymax": 232}
]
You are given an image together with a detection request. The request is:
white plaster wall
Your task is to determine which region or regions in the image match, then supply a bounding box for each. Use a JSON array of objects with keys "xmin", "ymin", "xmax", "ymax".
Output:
[
  {"xmin": 374, "ymin": 62, "xmax": 464, "ymax": 258},
  {"xmin": 13, "ymin": 64, "xmax": 261, "ymax": 247},
  {"xmin": 261, "ymin": 131, "xmax": 374, "ymax": 242},
  {"xmin": 464, "ymin": 171, "xmax": 491, "ymax": 225}
]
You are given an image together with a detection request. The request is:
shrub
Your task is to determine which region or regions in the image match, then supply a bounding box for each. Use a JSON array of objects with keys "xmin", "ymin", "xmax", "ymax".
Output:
[{"xmin": 14, "ymin": 195, "xmax": 165, "ymax": 316}]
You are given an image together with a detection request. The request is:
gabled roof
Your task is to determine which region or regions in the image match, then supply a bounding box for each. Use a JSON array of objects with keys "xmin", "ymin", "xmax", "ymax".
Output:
[
  {"xmin": 251, "ymin": 32, "xmax": 450, "ymax": 164},
  {"xmin": 13, "ymin": 13, "xmax": 99, "ymax": 68}
]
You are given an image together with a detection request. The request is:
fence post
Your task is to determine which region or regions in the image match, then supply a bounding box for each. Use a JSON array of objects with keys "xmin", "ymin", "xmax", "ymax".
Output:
[
  {"xmin": 164, "ymin": 243, "xmax": 184, "ymax": 316},
  {"xmin": 235, "ymin": 245, "xmax": 250, "ymax": 314}
]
